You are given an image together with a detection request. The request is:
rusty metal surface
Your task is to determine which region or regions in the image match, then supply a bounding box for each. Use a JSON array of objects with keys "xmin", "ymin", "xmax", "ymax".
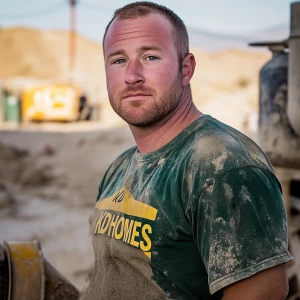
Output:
[
  {"xmin": 3, "ymin": 241, "xmax": 44, "ymax": 300},
  {"xmin": 0, "ymin": 241, "xmax": 80, "ymax": 300},
  {"xmin": 44, "ymin": 259, "xmax": 79, "ymax": 300},
  {"xmin": 288, "ymin": 42, "xmax": 300, "ymax": 135},
  {"xmin": 287, "ymin": 2, "xmax": 300, "ymax": 136},
  {"xmin": 258, "ymin": 51, "xmax": 300, "ymax": 169}
]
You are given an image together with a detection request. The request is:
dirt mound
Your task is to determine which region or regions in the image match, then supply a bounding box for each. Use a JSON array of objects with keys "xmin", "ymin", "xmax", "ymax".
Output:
[
  {"xmin": 0, "ymin": 142, "xmax": 56, "ymax": 187},
  {"xmin": 0, "ymin": 182, "xmax": 15, "ymax": 210}
]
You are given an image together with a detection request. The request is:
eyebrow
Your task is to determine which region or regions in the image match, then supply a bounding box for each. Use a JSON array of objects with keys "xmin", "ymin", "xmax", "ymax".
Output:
[
  {"xmin": 107, "ymin": 49, "xmax": 127, "ymax": 60},
  {"xmin": 106, "ymin": 45, "xmax": 163, "ymax": 60},
  {"xmin": 138, "ymin": 45, "xmax": 162, "ymax": 53}
]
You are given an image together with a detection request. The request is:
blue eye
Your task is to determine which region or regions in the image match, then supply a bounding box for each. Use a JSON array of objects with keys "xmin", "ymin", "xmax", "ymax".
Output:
[
  {"xmin": 147, "ymin": 56, "xmax": 158, "ymax": 61},
  {"xmin": 114, "ymin": 59, "xmax": 126, "ymax": 64}
]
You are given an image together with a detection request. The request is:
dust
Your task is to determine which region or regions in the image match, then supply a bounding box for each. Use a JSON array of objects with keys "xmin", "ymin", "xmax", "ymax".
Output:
[
  {"xmin": 214, "ymin": 217, "xmax": 226, "ymax": 225},
  {"xmin": 224, "ymin": 184, "xmax": 233, "ymax": 200},
  {"xmin": 259, "ymin": 82, "xmax": 300, "ymax": 168},
  {"xmin": 158, "ymin": 157, "xmax": 165, "ymax": 165},
  {"xmin": 0, "ymin": 182, "xmax": 16, "ymax": 214},
  {"xmin": 240, "ymin": 186, "xmax": 252, "ymax": 203},
  {"xmin": 193, "ymin": 133, "xmax": 233, "ymax": 173},
  {"xmin": 209, "ymin": 238, "xmax": 240, "ymax": 277},
  {"xmin": 81, "ymin": 211, "xmax": 168, "ymax": 300},
  {"xmin": 205, "ymin": 178, "xmax": 215, "ymax": 194},
  {"xmin": 212, "ymin": 152, "xmax": 228, "ymax": 173}
]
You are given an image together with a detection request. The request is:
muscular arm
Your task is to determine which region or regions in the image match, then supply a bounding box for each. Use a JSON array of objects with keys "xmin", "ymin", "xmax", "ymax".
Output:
[{"xmin": 222, "ymin": 263, "xmax": 289, "ymax": 300}]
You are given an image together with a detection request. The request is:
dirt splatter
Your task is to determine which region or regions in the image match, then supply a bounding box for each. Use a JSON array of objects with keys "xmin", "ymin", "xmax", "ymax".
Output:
[
  {"xmin": 224, "ymin": 183, "xmax": 233, "ymax": 200},
  {"xmin": 209, "ymin": 239, "xmax": 240, "ymax": 277},
  {"xmin": 212, "ymin": 152, "xmax": 228, "ymax": 172},
  {"xmin": 240, "ymin": 186, "xmax": 252, "ymax": 203},
  {"xmin": 158, "ymin": 157, "xmax": 165, "ymax": 165}
]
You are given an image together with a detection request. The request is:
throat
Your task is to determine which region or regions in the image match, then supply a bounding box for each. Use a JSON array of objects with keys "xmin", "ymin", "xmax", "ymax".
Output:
[{"xmin": 131, "ymin": 102, "xmax": 203, "ymax": 153}]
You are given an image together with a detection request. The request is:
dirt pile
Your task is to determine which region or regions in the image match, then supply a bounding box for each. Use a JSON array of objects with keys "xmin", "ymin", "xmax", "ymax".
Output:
[
  {"xmin": 0, "ymin": 142, "xmax": 56, "ymax": 186},
  {"xmin": 0, "ymin": 125, "xmax": 134, "ymax": 206}
]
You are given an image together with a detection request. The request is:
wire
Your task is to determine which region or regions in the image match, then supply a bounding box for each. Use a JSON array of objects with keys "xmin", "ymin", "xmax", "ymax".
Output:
[
  {"xmin": 0, "ymin": 1, "xmax": 67, "ymax": 20},
  {"xmin": 80, "ymin": 1, "xmax": 113, "ymax": 13}
]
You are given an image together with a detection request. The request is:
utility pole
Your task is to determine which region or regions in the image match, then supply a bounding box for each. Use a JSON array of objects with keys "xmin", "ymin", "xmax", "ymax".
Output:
[{"xmin": 69, "ymin": 0, "xmax": 77, "ymax": 75}]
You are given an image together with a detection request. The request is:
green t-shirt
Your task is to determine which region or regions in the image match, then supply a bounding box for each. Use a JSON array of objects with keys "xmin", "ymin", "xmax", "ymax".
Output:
[{"xmin": 83, "ymin": 115, "xmax": 292, "ymax": 300}]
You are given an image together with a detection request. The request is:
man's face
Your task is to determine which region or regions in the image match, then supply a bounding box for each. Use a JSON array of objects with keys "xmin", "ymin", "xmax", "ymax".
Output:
[{"xmin": 104, "ymin": 13, "xmax": 184, "ymax": 127}]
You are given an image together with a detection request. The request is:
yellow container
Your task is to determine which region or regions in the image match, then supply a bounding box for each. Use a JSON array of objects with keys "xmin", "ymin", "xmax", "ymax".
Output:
[{"xmin": 21, "ymin": 84, "xmax": 80, "ymax": 122}]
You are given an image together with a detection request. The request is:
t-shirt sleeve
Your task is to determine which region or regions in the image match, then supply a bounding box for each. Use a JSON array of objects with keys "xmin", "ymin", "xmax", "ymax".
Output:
[{"xmin": 192, "ymin": 167, "xmax": 293, "ymax": 294}]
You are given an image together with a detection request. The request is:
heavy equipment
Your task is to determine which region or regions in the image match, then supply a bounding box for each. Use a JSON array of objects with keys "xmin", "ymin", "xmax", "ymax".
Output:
[
  {"xmin": 21, "ymin": 83, "xmax": 81, "ymax": 122},
  {"xmin": 0, "ymin": 241, "xmax": 79, "ymax": 300},
  {"xmin": 250, "ymin": 2, "xmax": 300, "ymax": 299}
]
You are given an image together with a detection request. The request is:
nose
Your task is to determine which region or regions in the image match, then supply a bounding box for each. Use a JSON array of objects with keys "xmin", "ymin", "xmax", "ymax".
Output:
[{"xmin": 125, "ymin": 60, "xmax": 144, "ymax": 85}]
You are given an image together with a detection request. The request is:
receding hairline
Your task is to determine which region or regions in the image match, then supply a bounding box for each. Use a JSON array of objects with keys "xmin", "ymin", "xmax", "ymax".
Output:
[
  {"xmin": 104, "ymin": 12, "xmax": 175, "ymax": 47},
  {"xmin": 102, "ymin": 2, "xmax": 189, "ymax": 60}
]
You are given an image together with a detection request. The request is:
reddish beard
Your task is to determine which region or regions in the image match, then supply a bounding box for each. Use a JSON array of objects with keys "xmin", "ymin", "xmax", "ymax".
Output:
[
  {"xmin": 118, "ymin": 85, "xmax": 157, "ymax": 102},
  {"xmin": 108, "ymin": 73, "xmax": 183, "ymax": 127}
]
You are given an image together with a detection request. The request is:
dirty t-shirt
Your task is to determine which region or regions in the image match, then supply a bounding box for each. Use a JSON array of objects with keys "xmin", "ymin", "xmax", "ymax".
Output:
[{"xmin": 84, "ymin": 115, "xmax": 292, "ymax": 300}]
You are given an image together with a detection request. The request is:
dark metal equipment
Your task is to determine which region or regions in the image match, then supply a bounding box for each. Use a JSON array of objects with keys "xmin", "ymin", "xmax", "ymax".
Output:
[
  {"xmin": 0, "ymin": 241, "xmax": 79, "ymax": 300},
  {"xmin": 250, "ymin": 2, "xmax": 300, "ymax": 300}
]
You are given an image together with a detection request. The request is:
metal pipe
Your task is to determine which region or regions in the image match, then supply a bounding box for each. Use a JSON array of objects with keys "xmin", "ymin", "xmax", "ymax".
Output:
[
  {"xmin": 288, "ymin": 2, "xmax": 300, "ymax": 136},
  {"xmin": 0, "ymin": 241, "xmax": 79, "ymax": 300}
]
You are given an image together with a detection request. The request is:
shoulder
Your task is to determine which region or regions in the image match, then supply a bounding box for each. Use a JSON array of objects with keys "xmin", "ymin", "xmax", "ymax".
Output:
[{"xmin": 187, "ymin": 116, "xmax": 274, "ymax": 175}]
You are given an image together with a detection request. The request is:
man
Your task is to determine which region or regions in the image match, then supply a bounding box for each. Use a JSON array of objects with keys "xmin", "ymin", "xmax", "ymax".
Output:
[{"xmin": 82, "ymin": 2, "xmax": 293, "ymax": 299}]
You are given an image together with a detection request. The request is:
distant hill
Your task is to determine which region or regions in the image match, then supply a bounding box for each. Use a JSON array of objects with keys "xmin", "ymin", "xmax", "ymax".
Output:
[
  {"xmin": 0, "ymin": 26, "xmax": 270, "ymax": 132},
  {"xmin": 188, "ymin": 24, "xmax": 289, "ymax": 51}
]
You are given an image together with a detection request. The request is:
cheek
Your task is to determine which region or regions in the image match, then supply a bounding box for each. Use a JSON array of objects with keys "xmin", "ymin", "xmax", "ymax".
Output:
[
  {"xmin": 150, "ymin": 68, "xmax": 178, "ymax": 91},
  {"xmin": 106, "ymin": 70, "xmax": 122, "ymax": 92}
]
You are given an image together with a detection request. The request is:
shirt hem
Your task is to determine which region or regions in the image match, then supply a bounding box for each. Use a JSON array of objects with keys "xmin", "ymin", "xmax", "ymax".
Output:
[{"xmin": 209, "ymin": 252, "xmax": 293, "ymax": 294}]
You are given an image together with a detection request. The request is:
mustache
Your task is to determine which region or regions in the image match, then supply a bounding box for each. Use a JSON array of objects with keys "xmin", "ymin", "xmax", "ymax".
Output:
[{"xmin": 118, "ymin": 86, "xmax": 156, "ymax": 99}]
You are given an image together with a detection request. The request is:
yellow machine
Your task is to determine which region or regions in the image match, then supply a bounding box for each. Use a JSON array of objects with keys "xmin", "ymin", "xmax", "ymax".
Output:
[{"xmin": 21, "ymin": 84, "xmax": 81, "ymax": 122}]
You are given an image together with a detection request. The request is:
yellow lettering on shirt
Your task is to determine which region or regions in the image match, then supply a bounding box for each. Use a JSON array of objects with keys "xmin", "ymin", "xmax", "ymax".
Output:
[
  {"xmin": 100, "ymin": 212, "xmax": 112, "ymax": 234},
  {"xmin": 130, "ymin": 221, "xmax": 141, "ymax": 247},
  {"xmin": 114, "ymin": 217, "xmax": 124, "ymax": 240},
  {"xmin": 140, "ymin": 224, "xmax": 152, "ymax": 252},
  {"xmin": 95, "ymin": 188, "xmax": 157, "ymax": 258},
  {"xmin": 123, "ymin": 218, "xmax": 134, "ymax": 243},
  {"xmin": 95, "ymin": 188, "xmax": 157, "ymax": 221}
]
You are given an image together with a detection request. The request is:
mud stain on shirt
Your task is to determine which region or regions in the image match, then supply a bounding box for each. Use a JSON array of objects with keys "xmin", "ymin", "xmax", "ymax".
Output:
[
  {"xmin": 81, "ymin": 212, "xmax": 169, "ymax": 300},
  {"xmin": 212, "ymin": 152, "xmax": 228, "ymax": 173}
]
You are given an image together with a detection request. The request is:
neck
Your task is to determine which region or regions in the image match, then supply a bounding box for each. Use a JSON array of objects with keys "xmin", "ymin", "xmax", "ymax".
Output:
[{"xmin": 129, "ymin": 88, "xmax": 203, "ymax": 153}]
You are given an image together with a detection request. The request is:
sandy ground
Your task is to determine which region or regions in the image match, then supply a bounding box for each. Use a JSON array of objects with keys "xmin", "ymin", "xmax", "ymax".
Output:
[{"xmin": 0, "ymin": 121, "xmax": 135, "ymax": 293}]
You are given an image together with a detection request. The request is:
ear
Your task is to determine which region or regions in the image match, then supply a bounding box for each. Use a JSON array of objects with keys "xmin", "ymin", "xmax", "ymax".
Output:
[{"xmin": 181, "ymin": 53, "xmax": 196, "ymax": 86}]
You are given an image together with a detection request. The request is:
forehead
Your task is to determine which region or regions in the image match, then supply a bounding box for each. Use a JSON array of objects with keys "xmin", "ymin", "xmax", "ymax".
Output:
[{"xmin": 104, "ymin": 13, "xmax": 175, "ymax": 55}]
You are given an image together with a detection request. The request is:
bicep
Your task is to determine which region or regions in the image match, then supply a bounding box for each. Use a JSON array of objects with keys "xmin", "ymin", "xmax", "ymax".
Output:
[
  {"xmin": 222, "ymin": 263, "xmax": 289, "ymax": 300},
  {"xmin": 191, "ymin": 167, "xmax": 292, "ymax": 294}
]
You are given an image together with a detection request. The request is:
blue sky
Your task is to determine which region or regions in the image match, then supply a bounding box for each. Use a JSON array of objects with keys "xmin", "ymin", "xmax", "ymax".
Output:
[{"xmin": 0, "ymin": 0, "xmax": 294, "ymax": 43}]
